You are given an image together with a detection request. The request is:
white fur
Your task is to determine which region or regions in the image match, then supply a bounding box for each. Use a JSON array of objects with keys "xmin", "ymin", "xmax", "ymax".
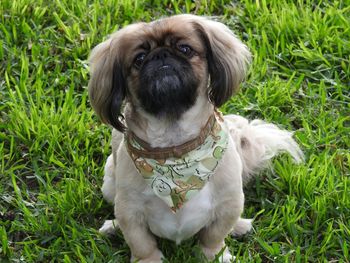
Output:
[
  {"xmin": 125, "ymin": 96, "xmax": 214, "ymax": 148},
  {"xmin": 99, "ymin": 219, "xmax": 119, "ymax": 235},
  {"xmin": 201, "ymin": 245, "xmax": 234, "ymax": 263},
  {"xmin": 101, "ymin": 155, "xmax": 116, "ymax": 204},
  {"xmin": 231, "ymin": 217, "xmax": 253, "ymax": 236},
  {"xmin": 145, "ymin": 183, "xmax": 213, "ymax": 244},
  {"xmin": 224, "ymin": 114, "xmax": 304, "ymax": 183}
]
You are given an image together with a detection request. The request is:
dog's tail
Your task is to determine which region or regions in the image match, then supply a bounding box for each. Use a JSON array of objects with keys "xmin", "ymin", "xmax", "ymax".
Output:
[{"xmin": 224, "ymin": 115, "xmax": 304, "ymax": 184}]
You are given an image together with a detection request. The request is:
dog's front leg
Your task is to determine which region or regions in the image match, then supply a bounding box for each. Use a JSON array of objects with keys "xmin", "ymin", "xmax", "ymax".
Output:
[
  {"xmin": 116, "ymin": 205, "xmax": 163, "ymax": 263},
  {"xmin": 199, "ymin": 200, "xmax": 242, "ymax": 262}
]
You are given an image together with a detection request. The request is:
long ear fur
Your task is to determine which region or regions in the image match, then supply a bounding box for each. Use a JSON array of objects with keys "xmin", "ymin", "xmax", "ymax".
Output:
[
  {"xmin": 88, "ymin": 37, "xmax": 126, "ymax": 132},
  {"xmin": 193, "ymin": 17, "xmax": 251, "ymax": 106}
]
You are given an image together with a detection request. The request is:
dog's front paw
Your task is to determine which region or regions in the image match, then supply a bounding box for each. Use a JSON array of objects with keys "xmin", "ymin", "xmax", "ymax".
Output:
[
  {"xmin": 219, "ymin": 247, "xmax": 235, "ymax": 263},
  {"xmin": 201, "ymin": 243, "xmax": 235, "ymax": 262},
  {"xmin": 99, "ymin": 219, "xmax": 119, "ymax": 236},
  {"xmin": 231, "ymin": 217, "xmax": 253, "ymax": 237},
  {"xmin": 130, "ymin": 249, "xmax": 164, "ymax": 263}
]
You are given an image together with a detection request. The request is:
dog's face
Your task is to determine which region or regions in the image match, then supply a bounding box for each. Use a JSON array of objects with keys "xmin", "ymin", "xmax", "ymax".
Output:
[
  {"xmin": 88, "ymin": 15, "xmax": 250, "ymax": 131},
  {"xmin": 124, "ymin": 19, "xmax": 208, "ymax": 120}
]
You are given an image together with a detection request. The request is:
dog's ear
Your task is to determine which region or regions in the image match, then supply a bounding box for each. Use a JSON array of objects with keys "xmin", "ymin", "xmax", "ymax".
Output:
[
  {"xmin": 88, "ymin": 37, "xmax": 126, "ymax": 132},
  {"xmin": 193, "ymin": 18, "xmax": 251, "ymax": 107}
]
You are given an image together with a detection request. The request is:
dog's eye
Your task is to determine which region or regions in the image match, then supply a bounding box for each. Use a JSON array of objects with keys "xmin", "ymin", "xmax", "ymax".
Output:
[
  {"xmin": 134, "ymin": 53, "xmax": 146, "ymax": 68},
  {"xmin": 178, "ymin": 45, "xmax": 193, "ymax": 56}
]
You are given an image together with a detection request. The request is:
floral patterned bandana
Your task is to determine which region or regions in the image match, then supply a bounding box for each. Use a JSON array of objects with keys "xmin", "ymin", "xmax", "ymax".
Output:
[{"xmin": 125, "ymin": 111, "xmax": 228, "ymax": 212}]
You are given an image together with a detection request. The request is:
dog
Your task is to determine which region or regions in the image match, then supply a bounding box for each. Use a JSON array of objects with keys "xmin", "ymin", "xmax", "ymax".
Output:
[{"xmin": 88, "ymin": 14, "xmax": 303, "ymax": 262}]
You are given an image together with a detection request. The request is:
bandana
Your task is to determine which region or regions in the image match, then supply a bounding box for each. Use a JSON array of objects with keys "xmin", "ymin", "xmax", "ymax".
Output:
[{"xmin": 125, "ymin": 111, "xmax": 228, "ymax": 211}]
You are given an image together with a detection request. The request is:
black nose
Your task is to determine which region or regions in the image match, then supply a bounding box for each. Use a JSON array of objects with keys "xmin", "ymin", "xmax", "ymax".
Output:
[{"xmin": 149, "ymin": 48, "xmax": 171, "ymax": 61}]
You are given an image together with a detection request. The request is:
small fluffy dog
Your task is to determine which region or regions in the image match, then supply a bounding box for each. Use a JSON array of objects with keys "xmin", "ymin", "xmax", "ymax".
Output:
[{"xmin": 88, "ymin": 14, "xmax": 303, "ymax": 262}]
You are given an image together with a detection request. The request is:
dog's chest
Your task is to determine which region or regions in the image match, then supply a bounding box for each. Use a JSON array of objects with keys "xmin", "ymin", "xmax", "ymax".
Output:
[
  {"xmin": 145, "ymin": 183, "xmax": 213, "ymax": 244},
  {"xmin": 126, "ymin": 114, "xmax": 228, "ymax": 211}
]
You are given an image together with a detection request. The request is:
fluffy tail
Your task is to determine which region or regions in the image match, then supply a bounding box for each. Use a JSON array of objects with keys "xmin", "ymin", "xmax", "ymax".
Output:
[{"xmin": 224, "ymin": 115, "xmax": 304, "ymax": 184}]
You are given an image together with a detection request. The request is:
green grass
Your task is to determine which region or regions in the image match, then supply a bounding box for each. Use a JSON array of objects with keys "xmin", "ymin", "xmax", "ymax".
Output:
[{"xmin": 1, "ymin": 0, "xmax": 349, "ymax": 262}]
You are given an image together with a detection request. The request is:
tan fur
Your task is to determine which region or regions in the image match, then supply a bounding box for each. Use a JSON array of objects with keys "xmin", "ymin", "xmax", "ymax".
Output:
[{"xmin": 89, "ymin": 15, "xmax": 302, "ymax": 263}]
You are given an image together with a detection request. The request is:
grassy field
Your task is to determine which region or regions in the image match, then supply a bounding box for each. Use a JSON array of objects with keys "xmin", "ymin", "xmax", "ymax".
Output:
[{"xmin": 1, "ymin": 0, "xmax": 349, "ymax": 262}]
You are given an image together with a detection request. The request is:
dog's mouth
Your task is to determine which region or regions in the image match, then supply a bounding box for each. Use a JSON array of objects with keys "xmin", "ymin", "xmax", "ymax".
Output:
[
  {"xmin": 137, "ymin": 59, "xmax": 198, "ymax": 119},
  {"xmin": 158, "ymin": 64, "xmax": 171, "ymax": 70},
  {"xmin": 156, "ymin": 64, "xmax": 178, "ymax": 78}
]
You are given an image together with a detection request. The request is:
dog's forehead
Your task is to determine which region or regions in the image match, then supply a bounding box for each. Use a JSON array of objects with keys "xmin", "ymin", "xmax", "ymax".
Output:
[
  {"xmin": 122, "ymin": 18, "xmax": 200, "ymax": 46},
  {"xmin": 146, "ymin": 19, "xmax": 199, "ymax": 44}
]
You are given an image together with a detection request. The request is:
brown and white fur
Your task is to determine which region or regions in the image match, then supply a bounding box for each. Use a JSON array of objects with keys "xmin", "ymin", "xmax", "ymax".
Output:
[{"xmin": 88, "ymin": 15, "xmax": 303, "ymax": 262}]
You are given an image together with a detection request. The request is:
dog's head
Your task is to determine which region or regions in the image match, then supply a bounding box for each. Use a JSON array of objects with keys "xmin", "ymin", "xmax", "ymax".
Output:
[{"xmin": 88, "ymin": 15, "xmax": 251, "ymax": 131}]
